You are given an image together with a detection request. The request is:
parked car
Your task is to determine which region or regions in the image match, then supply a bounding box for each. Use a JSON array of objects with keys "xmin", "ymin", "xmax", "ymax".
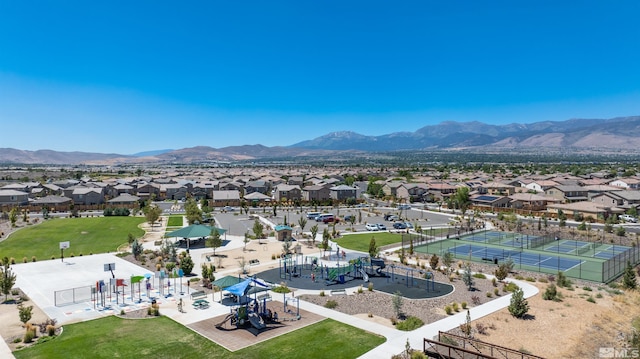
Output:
[
  {"xmin": 620, "ymin": 214, "xmax": 638, "ymax": 223},
  {"xmin": 393, "ymin": 222, "xmax": 407, "ymax": 229},
  {"xmin": 315, "ymin": 213, "xmax": 334, "ymax": 222},
  {"xmin": 404, "ymin": 222, "xmax": 414, "ymax": 229},
  {"xmin": 384, "ymin": 214, "xmax": 399, "ymax": 221},
  {"xmin": 307, "ymin": 211, "xmax": 322, "ymax": 219},
  {"xmin": 397, "ymin": 204, "xmax": 411, "ymax": 210},
  {"xmin": 343, "ymin": 215, "xmax": 354, "ymax": 222},
  {"xmin": 366, "ymin": 223, "xmax": 379, "ymax": 231},
  {"xmin": 376, "ymin": 223, "xmax": 387, "ymax": 231},
  {"xmin": 222, "ymin": 206, "xmax": 235, "ymax": 211}
]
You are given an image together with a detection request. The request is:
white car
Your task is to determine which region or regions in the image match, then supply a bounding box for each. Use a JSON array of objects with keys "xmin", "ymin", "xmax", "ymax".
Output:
[
  {"xmin": 620, "ymin": 214, "xmax": 638, "ymax": 223},
  {"xmin": 365, "ymin": 223, "xmax": 379, "ymax": 231}
]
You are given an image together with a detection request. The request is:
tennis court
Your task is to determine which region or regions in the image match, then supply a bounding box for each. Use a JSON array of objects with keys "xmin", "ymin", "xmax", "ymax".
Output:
[{"xmin": 446, "ymin": 243, "xmax": 583, "ymax": 272}]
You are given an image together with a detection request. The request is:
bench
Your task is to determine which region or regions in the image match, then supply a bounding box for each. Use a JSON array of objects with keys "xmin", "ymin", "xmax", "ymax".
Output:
[
  {"xmin": 192, "ymin": 299, "xmax": 209, "ymax": 309},
  {"xmin": 256, "ymin": 293, "xmax": 272, "ymax": 301},
  {"xmin": 330, "ymin": 289, "xmax": 346, "ymax": 296},
  {"xmin": 190, "ymin": 290, "xmax": 206, "ymax": 300}
]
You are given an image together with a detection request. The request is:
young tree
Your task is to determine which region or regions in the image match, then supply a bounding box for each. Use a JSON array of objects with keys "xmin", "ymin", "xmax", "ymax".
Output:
[
  {"xmin": 623, "ymin": 261, "xmax": 637, "ymax": 290},
  {"xmin": 369, "ymin": 236, "xmax": 378, "ymax": 258},
  {"xmin": 0, "ymin": 257, "xmax": 17, "ymax": 301},
  {"xmin": 310, "ymin": 224, "xmax": 319, "ymax": 247},
  {"xmin": 494, "ymin": 263, "xmax": 509, "ymax": 282},
  {"xmin": 252, "ymin": 219, "xmax": 264, "ymax": 243},
  {"xmin": 184, "ymin": 198, "xmax": 202, "ymax": 224},
  {"xmin": 180, "ymin": 255, "xmax": 194, "ymax": 275},
  {"xmin": 297, "ymin": 217, "xmax": 307, "ymax": 235},
  {"xmin": 442, "ymin": 251, "xmax": 454, "ymax": 272},
  {"xmin": 18, "ymin": 303, "xmax": 33, "ymax": 325},
  {"xmin": 508, "ymin": 287, "xmax": 529, "ymax": 319},
  {"xmin": 131, "ymin": 239, "xmax": 143, "ymax": 260},
  {"xmin": 321, "ymin": 228, "xmax": 330, "ymax": 256},
  {"xmin": 207, "ymin": 228, "xmax": 223, "ymax": 256},
  {"xmin": 429, "ymin": 254, "xmax": 439, "ymax": 270},
  {"xmin": 392, "ymin": 290, "xmax": 404, "ymax": 319},
  {"xmin": 462, "ymin": 262, "xmax": 474, "ymax": 291},
  {"xmin": 144, "ymin": 204, "xmax": 162, "ymax": 230},
  {"xmin": 9, "ymin": 208, "xmax": 17, "ymax": 227}
]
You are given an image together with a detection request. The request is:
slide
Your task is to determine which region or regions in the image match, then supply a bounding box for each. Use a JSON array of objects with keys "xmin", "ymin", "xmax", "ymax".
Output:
[
  {"xmin": 359, "ymin": 268, "xmax": 369, "ymax": 282},
  {"xmin": 248, "ymin": 312, "xmax": 266, "ymax": 330},
  {"xmin": 215, "ymin": 313, "xmax": 234, "ymax": 328}
]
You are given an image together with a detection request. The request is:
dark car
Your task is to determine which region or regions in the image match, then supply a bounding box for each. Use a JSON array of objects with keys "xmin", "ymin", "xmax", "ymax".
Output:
[{"xmin": 393, "ymin": 222, "xmax": 407, "ymax": 229}]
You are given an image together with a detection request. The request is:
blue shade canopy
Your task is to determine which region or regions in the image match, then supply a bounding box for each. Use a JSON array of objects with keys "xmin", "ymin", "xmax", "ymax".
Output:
[
  {"xmin": 225, "ymin": 278, "xmax": 270, "ymax": 297},
  {"xmin": 166, "ymin": 224, "xmax": 226, "ymax": 238}
]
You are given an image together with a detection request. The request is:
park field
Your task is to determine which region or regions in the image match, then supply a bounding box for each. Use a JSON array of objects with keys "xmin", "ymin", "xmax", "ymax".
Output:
[
  {"xmin": 335, "ymin": 231, "xmax": 403, "ymax": 252},
  {"xmin": 13, "ymin": 316, "xmax": 385, "ymax": 359},
  {"xmin": 0, "ymin": 217, "xmax": 145, "ymax": 261}
]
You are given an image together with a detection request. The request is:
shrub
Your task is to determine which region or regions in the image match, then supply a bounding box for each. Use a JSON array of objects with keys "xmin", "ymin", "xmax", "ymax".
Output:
[
  {"xmin": 491, "ymin": 278, "xmax": 498, "ymax": 287},
  {"xmin": 395, "ymin": 316, "xmax": 424, "ymax": 331},
  {"xmin": 587, "ymin": 296, "xmax": 596, "ymax": 303},
  {"xmin": 325, "ymin": 300, "xmax": 338, "ymax": 309},
  {"xmin": 486, "ymin": 292, "xmax": 493, "ymax": 298},
  {"xmin": 471, "ymin": 295, "xmax": 481, "ymax": 305},
  {"xmin": 319, "ymin": 290, "xmax": 325, "ymax": 297},
  {"xmin": 508, "ymin": 288, "xmax": 529, "ymax": 318},
  {"xmin": 494, "ymin": 288, "xmax": 500, "ymax": 296},
  {"xmin": 452, "ymin": 302, "xmax": 459, "ymax": 312},
  {"xmin": 357, "ymin": 286, "xmax": 364, "ymax": 294},
  {"xmin": 583, "ymin": 286, "xmax": 592, "ymax": 291},
  {"xmin": 23, "ymin": 257, "xmax": 27, "ymax": 263},
  {"xmin": 525, "ymin": 277, "xmax": 536, "ymax": 282},
  {"xmin": 46, "ymin": 325, "xmax": 56, "ymax": 336},
  {"xmin": 444, "ymin": 305, "xmax": 453, "ymax": 315},
  {"xmin": 538, "ymin": 277, "xmax": 548, "ymax": 283},
  {"xmin": 476, "ymin": 323, "xmax": 488, "ymax": 335},
  {"xmin": 10, "ymin": 257, "xmax": 15, "ymax": 264},
  {"xmin": 23, "ymin": 328, "xmax": 36, "ymax": 343},
  {"xmin": 368, "ymin": 282, "xmax": 374, "ymax": 291},
  {"xmin": 31, "ymin": 256, "xmax": 36, "ymax": 262},
  {"xmin": 503, "ymin": 282, "xmax": 519, "ymax": 292},
  {"xmin": 473, "ymin": 273, "xmax": 486, "ymax": 279},
  {"xmin": 515, "ymin": 275, "xmax": 524, "ymax": 280},
  {"xmin": 542, "ymin": 284, "xmax": 562, "ymax": 301},
  {"xmin": 461, "ymin": 301, "xmax": 468, "ymax": 309}
]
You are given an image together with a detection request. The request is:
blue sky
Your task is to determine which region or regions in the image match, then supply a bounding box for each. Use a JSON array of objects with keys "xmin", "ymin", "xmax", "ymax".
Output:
[{"xmin": 1, "ymin": 1, "xmax": 639, "ymax": 154}]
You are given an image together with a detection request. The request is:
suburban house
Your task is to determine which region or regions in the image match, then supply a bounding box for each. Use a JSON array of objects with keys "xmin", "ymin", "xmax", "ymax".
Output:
[
  {"xmin": 135, "ymin": 183, "xmax": 161, "ymax": 200},
  {"xmin": 591, "ymin": 190, "xmax": 640, "ymax": 213},
  {"xmin": 0, "ymin": 189, "xmax": 30, "ymax": 206},
  {"xmin": 547, "ymin": 201, "xmax": 619, "ymax": 221},
  {"xmin": 382, "ymin": 182, "xmax": 403, "ymax": 198},
  {"xmin": 482, "ymin": 182, "xmax": 516, "ymax": 196},
  {"xmin": 244, "ymin": 180, "xmax": 269, "ymax": 195},
  {"xmin": 302, "ymin": 185, "xmax": 331, "ymax": 202},
  {"xmin": 30, "ymin": 195, "xmax": 73, "ymax": 211},
  {"xmin": 470, "ymin": 194, "xmax": 512, "ymax": 210},
  {"xmin": 244, "ymin": 191, "xmax": 271, "ymax": 205},
  {"xmin": 544, "ymin": 185, "xmax": 589, "ymax": 203},
  {"xmin": 609, "ymin": 178, "xmax": 640, "ymax": 190},
  {"xmin": 273, "ymin": 184, "xmax": 302, "ymax": 202},
  {"xmin": 66, "ymin": 187, "xmax": 105, "ymax": 206},
  {"xmin": 396, "ymin": 183, "xmax": 429, "ymax": 203},
  {"xmin": 210, "ymin": 190, "xmax": 241, "ymax": 207},
  {"xmin": 330, "ymin": 185, "xmax": 357, "ymax": 201},
  {"xmin": 522, "ymin": 180, "xmax": 560, "ymax": 193},
  {"xmin": 508, "ymin": 193, "xmax": 551, "ymax": 211},
  {"xmin": 107, "ymin": 193, "xmax": 141, "ymax": 208}
]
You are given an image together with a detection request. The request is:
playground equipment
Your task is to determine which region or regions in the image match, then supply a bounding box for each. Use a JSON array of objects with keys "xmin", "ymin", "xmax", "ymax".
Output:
[
  {"xmin": 386, "ymin": 264, "xmax": 436, "ymax": 291},
  {"xmin": 215, "ymin": 297, "xmax": 278, "ymax": 331}
]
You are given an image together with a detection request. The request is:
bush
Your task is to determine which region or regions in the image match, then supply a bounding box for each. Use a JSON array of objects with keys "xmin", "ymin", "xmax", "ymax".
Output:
[
  {"xmin": 395, "ymin": 316, "xmax": 424, "ymax": 331},
  {"xmin": 23, "ymin": 328, "xmax": 36, "ymax": 343},
  {"xmin": 452, "ymin": 302, "xmax": 459, "ymax": 312},
  {"xmin": 486, "ymin": 292, "xmax": 493, "ymax": 298},
  {"xmin": 476, "ymin": 323, "xmax": 488, "ymax": 335},
  {"xmin": 325, "ymin": 300, "xmax": 338, "ymax": 309},
  {"xmin": 542, "ymin": 284, "xmax": 562, "ymax": 301},
  {"xmin": 473, "ymin": 273, "xmax": 486, "ymax": 279},
  {"xmin": 503, "ymin": 282, "xmax": 519, "ymax": 293},
  {"xmin": 461, "ymin": 301, "xmax": 467, "ymax": 309},
  {"xmin": 587, "ymin": 296, "xmax": 596, "ymax": 303},
  {"xmin": 538, "ymin": 277, "xmax": 548, "ymax": 283},
  {"xmin": 525, "ymin": 277, "xmax": 536, "ymax": 282},
  {"xmin": 368, "ymin": 282, "xmax": 374, "ymax": 291},
  {"xmin": 494, "ymin": 288, "xmax": 500, "ymax": 296},
  {"xmin": 31, "ymin": 256, "xmax": 37, "ymax": 262},
  {"xmin": 491, "ymin": 278, "xmax": 498, "ymax": 287},
  {"xmin": 471, "ymin": 295, "xmax": 481, "ymax": 305},
  {"xmin": 357, "ymin": 286, "xmax": 364, "ymax": 294},
  {"xmin": 444, "ymin": 305, "xmax": 453, "ymax": 315},
  {"xmin": 319, "ymin": 290, "xmax": 325, "ymax": 297},
  {"xmin": 46, "ymin": 325, "xmax": 56, "ymax": 336}
]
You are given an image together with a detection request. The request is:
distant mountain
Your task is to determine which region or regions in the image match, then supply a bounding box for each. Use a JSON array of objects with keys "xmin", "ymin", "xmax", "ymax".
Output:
[
  {"xmin": 290, "ymin": 116, "xmax": 640, "ymax": 151},
  {"xmin": 2, "ymin": 116, "xmax": 640, "ymax": 165},
  {"xmin": 131, "ymin": 149, "xmax": 174, "ymax": 157}
]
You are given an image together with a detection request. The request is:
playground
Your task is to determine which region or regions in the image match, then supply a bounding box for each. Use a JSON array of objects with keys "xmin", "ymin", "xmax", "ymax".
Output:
[{"xmin": 257, "ymin": 254, "xmax": 454, "ymax": 299}]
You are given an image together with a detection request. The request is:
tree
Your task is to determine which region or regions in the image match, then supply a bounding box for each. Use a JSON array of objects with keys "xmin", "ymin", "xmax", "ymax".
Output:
[
  {"xmin": 617, "ymin": 226, "xmax": 626, "ymax": 237},
  {"xmin": 542, "ymin": 283, "xmax": 561, "ymax": 301},
  {"xmin": 623, "ymin": 261, "xmax": 637, "ymax": 290},
  {"xmin": 9, "ymin": 208, "xmax": 17, "ymax": 227},
  {"xmin": 184, "ymin": 198, "xmax": 202, "ymax": 224},
  {"xmin": 452, "ymin": 187, "xmax": 471, "ymax": 218},
  {"xmin": 494, "ymin": 263, "xmax": 509, "ymax": 281},
  {"xmin": 442, "ymin": 251, "xmax": 454, "ymax": 272},
  {"xmin": 321, "ymin": 228, "xmax": 330, "ymax": 256},
  {"xmin": 252, "ymin": 219, "xmax": 264, "ymax": 242},
  {"xmin": 392, "ymin": 290, "xmax": 404, "ymax": 319},
  {"xmin": 462, "ymin": 262, "xmax": 474, "ymax": 291},
  {"xmin": 508, "ymin": 287, "xmax": 529, "ymax": 318},
  {"xmin": 310, "ymin": 224, "xmax": 319, "ymax": 247},
  {"xmin": 429, "ymin": 254, "xmax": 439, "ymax": 270},
  {"xmin": 282, "ymin": 237, "xmax": 293, "ymax": 255},
  {"xmin": 18, "ymin": 303, "xmax": 33, "ymax": 325},
  {"xmin": 207, "ymin": 228, "xmax": 223, "ymax": 256},
  {"xmin": 144, "ymin": 204, "xmax": 162, "ymax": 230},
  {"xmin": 369, "ymin": 237, "xmax": 378, "ymax": 258},
  {"xmin": 297, "ymin": 217, "xmax": 307, "ymax": 235},
  {"xmin": 131, "ymin": 239, "xmax": 143, "ymax": 260},
  {"xmin": 180, "ymin": 255, "xmax": 194, "ymax": 275},
  {"xmin": 0, "ymin": 257, "xmax": 17, "ymax": 301}
]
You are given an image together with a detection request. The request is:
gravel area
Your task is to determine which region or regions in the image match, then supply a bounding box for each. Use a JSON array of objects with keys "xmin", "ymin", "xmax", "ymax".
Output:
[{"xmin": 299, "ymin": 262, "xmax": 501, "ymax": 325}]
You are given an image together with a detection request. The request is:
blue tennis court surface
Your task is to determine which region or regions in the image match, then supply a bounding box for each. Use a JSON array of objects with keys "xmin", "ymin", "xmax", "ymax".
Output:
[{"xmin": 447, "ymin": 244, "xmax": 583, "ymax": 272}]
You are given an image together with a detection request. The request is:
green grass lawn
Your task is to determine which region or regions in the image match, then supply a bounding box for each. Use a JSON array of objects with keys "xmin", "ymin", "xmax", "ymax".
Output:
[
  {"xmin": 13, "ymin": 316, "xmax": 385, "ymax": 359},
  {"xmin": 167, "ymin": 215, "xmax": 184, "ymax": 227},
  {"xmin": 0, "ymin": 217, "xmax": 145, "ymax": 261},
  {"xmin": 335, "ymin": 232, "xmax": 403, "ymax": 252}
]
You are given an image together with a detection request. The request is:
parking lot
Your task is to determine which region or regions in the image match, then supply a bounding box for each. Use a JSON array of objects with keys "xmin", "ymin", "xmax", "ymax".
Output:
[{"xmin": 211, "ymin": 205, "xmax": 454, "ymax": 237}]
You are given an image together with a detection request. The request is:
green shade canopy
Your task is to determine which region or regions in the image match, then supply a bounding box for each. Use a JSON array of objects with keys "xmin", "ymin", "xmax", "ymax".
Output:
[
  {"xmin": 166, "ymin": 224, "xmax": 226, "ymax": 239},
  {"xmin": 210, "ymin": 275, "xmax": 243, "ymax": 289}
]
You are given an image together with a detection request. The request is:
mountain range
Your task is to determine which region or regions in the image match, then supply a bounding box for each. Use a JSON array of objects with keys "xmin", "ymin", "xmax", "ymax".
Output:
[{"xmin": 2, "ymin": 116, "xmax": 639, "ymax": 165}]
